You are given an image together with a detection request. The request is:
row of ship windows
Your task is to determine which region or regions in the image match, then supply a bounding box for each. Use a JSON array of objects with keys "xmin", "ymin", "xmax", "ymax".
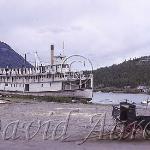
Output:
[
  {"xmin": 0, "ymin": 67, "xmax": 47, "ymax": 73},
  {"xmin": 0, "ymin": 64, "xmax": 69, "ymax": 73},
  {"xmin": 5, "ymin": 83, "xmax": 24, "ymax": 87},
  {"xmin": 4, "ymin": 83, "xmax": 52, "ymax": 87},
  {"xmin": 0, "ymin": 74, "xmax": 67, "ymax": 80}
]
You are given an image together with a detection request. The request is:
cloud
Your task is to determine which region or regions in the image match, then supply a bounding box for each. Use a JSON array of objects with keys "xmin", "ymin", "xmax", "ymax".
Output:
[{"xmin": 0, "ymin": 0, "xmax": 150, "ymax": 69}]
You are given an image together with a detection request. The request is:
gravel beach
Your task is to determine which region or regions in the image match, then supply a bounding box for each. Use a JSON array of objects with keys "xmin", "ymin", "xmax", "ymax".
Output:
[{"xmin": 0, "ymin": 99, "xmax": 150, "ymax": 150}]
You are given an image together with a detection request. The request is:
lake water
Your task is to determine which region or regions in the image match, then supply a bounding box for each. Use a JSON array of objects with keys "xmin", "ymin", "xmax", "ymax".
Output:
[{"xmin": 92, "ymin": 92, "xmax": 150, "ymax": 104}]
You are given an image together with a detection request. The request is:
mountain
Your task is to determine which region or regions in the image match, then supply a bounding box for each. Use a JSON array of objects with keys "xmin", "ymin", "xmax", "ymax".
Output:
[
  {"xmin": 93, "ymin": 56, "xmax": 150, "ymax": 88},
  {"xmin": 0, "ymin": 41, "xmax": 32, "ymax": 68}
]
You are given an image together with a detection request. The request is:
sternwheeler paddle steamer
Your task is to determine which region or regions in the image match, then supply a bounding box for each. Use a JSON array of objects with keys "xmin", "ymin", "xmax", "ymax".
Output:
[{"xmin": 0, "ymin": 45, "xmax": 93, "ymax": 101}]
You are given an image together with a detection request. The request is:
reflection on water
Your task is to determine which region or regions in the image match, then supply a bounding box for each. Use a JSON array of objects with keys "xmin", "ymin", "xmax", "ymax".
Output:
[{"xmin": 92, "ymin": 92, "xmax": 150, "ymax": 104}]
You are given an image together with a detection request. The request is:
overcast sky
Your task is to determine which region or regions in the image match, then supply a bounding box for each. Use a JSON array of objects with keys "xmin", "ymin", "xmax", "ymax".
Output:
[{"xmin": 0, "ymin": 0, "xmax": 150, "ymax": 69}]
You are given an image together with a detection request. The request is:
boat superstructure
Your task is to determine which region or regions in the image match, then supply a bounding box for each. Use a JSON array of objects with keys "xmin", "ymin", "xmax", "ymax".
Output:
[{"xmin": 0, "ymin": 45, "xmax": 93, "ymax": 100}]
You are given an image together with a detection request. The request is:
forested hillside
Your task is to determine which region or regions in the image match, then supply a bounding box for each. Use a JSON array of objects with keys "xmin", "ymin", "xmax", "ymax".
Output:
[{"xmin": 93, "ymin": 56, "xmax": 150, "ymax": 88}]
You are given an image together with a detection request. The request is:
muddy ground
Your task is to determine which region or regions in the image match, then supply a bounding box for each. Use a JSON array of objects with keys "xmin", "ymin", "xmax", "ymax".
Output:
[{"xmin": 0, "ymin": 98, "xmax": 150, "ymax": 150}]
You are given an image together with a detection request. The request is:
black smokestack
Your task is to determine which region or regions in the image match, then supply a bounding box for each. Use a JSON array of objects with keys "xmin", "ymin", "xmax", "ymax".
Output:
[{"xmin": 51, "ymin": 45, "xmax": 54, "ymax": 65}]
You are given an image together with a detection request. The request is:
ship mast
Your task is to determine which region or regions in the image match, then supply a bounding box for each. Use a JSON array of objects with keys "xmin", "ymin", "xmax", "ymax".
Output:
[
  {"xmin": 34, "ymin": 51, "xmax": 41, "ymax": 67},
  {"xmin": 24, "ymin": 53, "xmax": 27, "ymax": 67},
  {"xmin": 62, "ymin": 41, "xmax": 65, "ymax": 56}
]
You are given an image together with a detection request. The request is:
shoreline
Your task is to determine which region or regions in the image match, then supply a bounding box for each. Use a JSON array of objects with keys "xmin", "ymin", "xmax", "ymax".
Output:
[
  {"xmin": 94, "ymin": 88, "xmax": 149, "ymax": 94},
  {"xmin": 0, "ymin": 93, "xmax": 90, "ymax": 104}
]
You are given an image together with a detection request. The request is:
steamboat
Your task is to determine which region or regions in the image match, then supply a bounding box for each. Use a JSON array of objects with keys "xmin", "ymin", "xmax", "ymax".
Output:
[{"xmin": 0, "ymin": 45, "xmax": 93, "ymax": 101}]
